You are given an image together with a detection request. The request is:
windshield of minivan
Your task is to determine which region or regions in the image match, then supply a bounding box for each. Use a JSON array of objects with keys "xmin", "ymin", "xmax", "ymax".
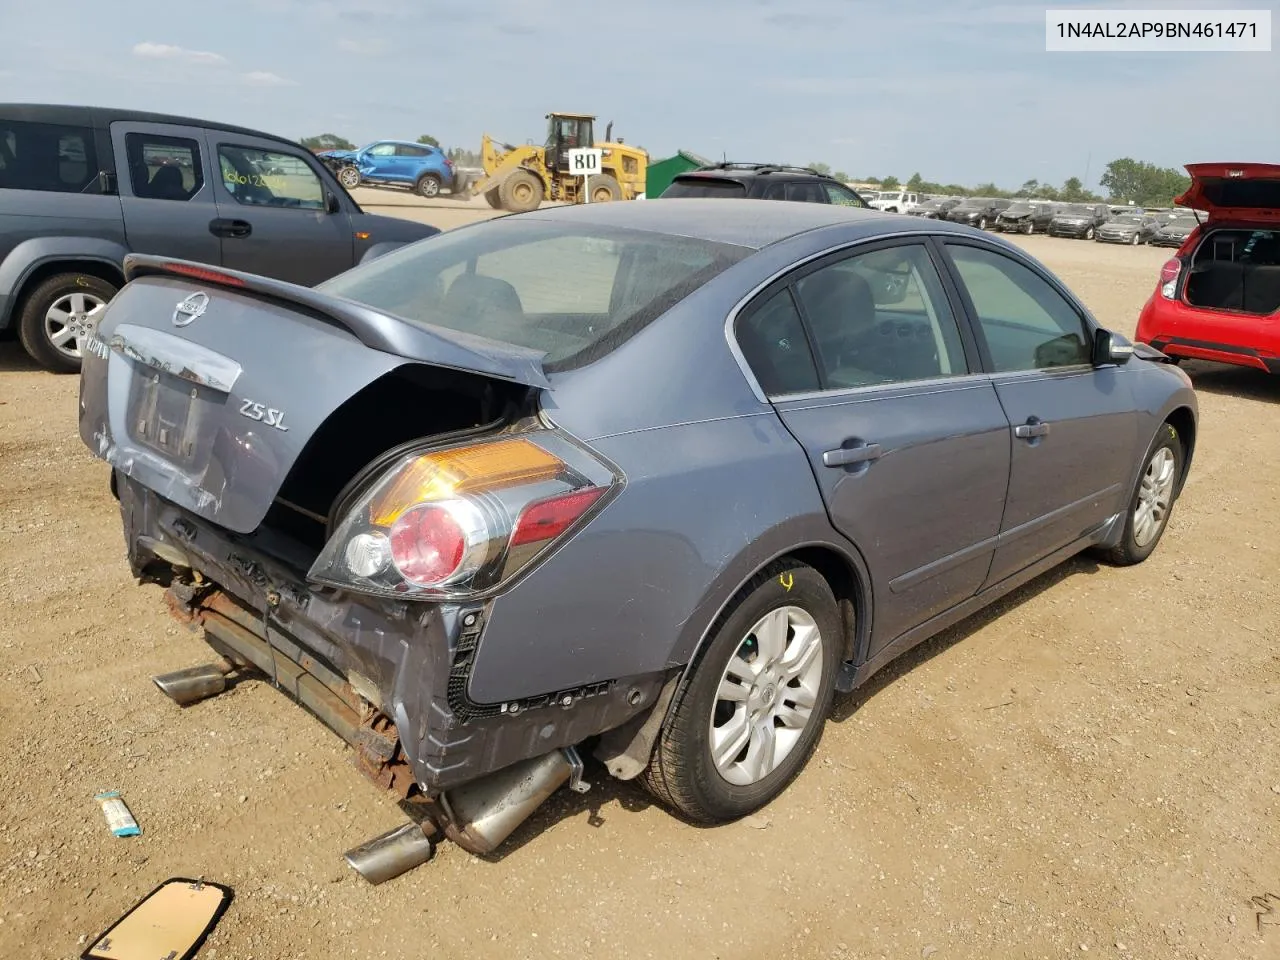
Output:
[
  {"xmin": 1062, "ymin": 203, "xmax": 1093, "ymax": 215},
  {"xmin": 1004, "ymin": 202, "xmax": 1033, "ymax": 214},
  {"xmin": 318, "ymin": 220, "xmax": 751, "ymax": 370}
]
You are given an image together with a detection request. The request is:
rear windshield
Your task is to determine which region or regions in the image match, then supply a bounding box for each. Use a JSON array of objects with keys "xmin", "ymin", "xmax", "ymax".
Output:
[
  {"xmin": 318, "ymin": 219, "xmax": 751, "ymax": 370},
  {"xmin": 662, "ymin": 177, "xmax": 748, "ymax": 198}
]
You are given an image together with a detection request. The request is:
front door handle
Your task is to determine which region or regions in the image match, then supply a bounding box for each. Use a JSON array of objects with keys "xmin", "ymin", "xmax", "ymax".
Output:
[
  {"xmin": 209, "ymin": 218, "xmax": 252, "ymax": 239},
  {"xmin": 823, "ymin": 442, "xmax": 883, "ymax": 467},
  {"xmin": 1013, "ymin": 418, "xmax": 1051, "ymax": 439}
]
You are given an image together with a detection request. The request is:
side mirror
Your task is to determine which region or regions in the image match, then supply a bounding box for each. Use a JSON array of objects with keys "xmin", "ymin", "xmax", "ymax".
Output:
[
  {"xmin": 325, "ymin": 191, "xmax": 342, "ymax": 214},
  {"xmin": 1092, "ymin": 328, "xmax": 1134, "ymax": 366}
]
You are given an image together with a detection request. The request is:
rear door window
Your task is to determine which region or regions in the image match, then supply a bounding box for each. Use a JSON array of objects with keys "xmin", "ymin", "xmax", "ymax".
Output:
[
  {"xmin": 0, "ymin": 119, "xmax": 100, "ymax": 194},
  {"xmin": 786, "ymin": 182, "xmax": 826, "ymax": 203},
  {"xmin": 124, "ymin": 133, "xmax": 203, "ymax": 201}
]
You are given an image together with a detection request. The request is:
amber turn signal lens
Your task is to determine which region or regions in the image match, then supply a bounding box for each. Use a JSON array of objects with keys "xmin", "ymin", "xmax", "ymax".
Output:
[{"xmin": 369, "ymin": 438, "xmax": 564, "ymax": 527}]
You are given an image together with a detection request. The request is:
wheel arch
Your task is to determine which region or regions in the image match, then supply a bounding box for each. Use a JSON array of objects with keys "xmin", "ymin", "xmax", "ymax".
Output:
[
  {"xmin": 1, "ymin": 250, "xmax": 126, "ymax": 331},
  {"xmin": 662, "ymin": 534, "xmax": 874, "ymax": 729},
  {"xmin": 1163, "ymin": 404, "xmax": 1197, "ymax": 492}
]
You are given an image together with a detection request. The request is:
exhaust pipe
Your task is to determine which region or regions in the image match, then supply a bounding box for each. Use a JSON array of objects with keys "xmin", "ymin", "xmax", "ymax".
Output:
[
  {"xmin": 152, "ymin": 660, "xmax": 233, "ymax": 706},
  {"xmin": 440, "ymin": 747, "xmax": 588, "ymax": 856},
  {"xmin": 343, "ymin": 820, "xmax": 437, "ymax": 885}
]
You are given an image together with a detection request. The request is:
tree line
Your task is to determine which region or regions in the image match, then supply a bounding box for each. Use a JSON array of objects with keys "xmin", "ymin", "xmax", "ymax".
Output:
[{"xmin": 809, "ymin": 158, "xmax": 1191, "ymax": 207}]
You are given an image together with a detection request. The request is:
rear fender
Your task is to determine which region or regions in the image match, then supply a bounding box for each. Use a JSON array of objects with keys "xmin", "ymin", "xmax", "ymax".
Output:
[{"xmin": 0, "ymin": 236, "xmax": 129, "ymax": 329}]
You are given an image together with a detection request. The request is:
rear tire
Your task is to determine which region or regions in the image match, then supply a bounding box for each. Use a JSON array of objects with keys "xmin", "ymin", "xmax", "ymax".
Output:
[
  {"xmin": 641, "ymin": 562, "xmax": 840, "ymax": 824},
  {"xmin": 587, "ymin": 174, "xmax": 622, "ymax": 203},
  {"xmin": 18, "ymin": 272, "xmax": 118, "ymax": 374},
  {"xmin": 415, "ymin": 173, "xmax": 442, "ymax": 198},
  {"xmin": 1024, "ymin": 221, "xmax": 1034, "ymax": 235},
  {"xmin": 1085, "ymin": 226, "xmax": 1096, "ymax": 240},
  {"xmin": 1097, "ymin": 422, "xmax": 1184, "ymax": 567},
  {"xmin": 499, "ymin": 170, "xmax": 543, "ymax": 212}
]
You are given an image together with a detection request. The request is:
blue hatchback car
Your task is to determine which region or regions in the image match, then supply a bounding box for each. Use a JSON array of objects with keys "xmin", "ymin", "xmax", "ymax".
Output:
[{"xmin": 322, "ymin": 140, "xmax": 454, "ymax": 197}]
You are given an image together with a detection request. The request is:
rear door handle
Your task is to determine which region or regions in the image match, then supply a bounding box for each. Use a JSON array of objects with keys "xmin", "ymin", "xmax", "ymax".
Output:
[
  {"xmin": 823, "ymin": 442, "xmax": 883, "ymax": 467},
  {"xmin": 1013, "ymin": 418, "xmax": 1051, "ymax": 439},
  {"xmin": 209, "ymin": 218, "xmax": 252, "ymax": 239}
]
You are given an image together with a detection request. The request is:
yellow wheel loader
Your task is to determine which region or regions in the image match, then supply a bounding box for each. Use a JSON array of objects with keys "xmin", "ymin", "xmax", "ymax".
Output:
[{"xmin": 468, "ymin": 113, "xmax": 647, "ymax": 212}]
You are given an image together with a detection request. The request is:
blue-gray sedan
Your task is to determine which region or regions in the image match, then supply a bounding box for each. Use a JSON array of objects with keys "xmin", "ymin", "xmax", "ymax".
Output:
[{"xmin": 79, "ymin": 199, "xmax": 1197, "ymax": 865}]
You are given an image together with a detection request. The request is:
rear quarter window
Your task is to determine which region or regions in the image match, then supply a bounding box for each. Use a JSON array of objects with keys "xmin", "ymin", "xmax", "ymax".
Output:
[{"xmin": 0, "ymin": 119, "xmax": 100, "ymax": 194}]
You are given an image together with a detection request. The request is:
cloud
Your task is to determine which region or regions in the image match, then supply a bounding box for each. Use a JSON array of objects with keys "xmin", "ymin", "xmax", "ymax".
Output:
[
  {"xmin": 131, "ymin": 42, "xmax": 227, "ymax": 65},
  {"xmin": 242, "ymin": 71, "xmax": 297, "ymax": 87},
  {"xmin": 337, "ymin": 38, "xmax": 386, "ymax": 55}
]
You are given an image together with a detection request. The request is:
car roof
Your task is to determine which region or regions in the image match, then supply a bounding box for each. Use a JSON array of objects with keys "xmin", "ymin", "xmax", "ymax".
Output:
[
  {"xmin": 516, "ymin": 198, "xmax": 969, "ymax": 250},
  {"xmin": 0, "ymin": 103, "xmax": 297, "ymax": 148}
]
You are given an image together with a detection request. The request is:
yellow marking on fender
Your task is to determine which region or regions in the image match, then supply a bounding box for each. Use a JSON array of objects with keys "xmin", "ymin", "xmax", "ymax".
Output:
[{"xmin": 779, "ymin": 573, "xmax": 794, "ymax": 591}]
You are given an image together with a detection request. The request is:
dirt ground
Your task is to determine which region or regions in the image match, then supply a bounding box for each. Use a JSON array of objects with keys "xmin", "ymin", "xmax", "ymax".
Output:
[{"xmin": 2, "ymin": 196, "xmax": 1278, "ymax": 960}]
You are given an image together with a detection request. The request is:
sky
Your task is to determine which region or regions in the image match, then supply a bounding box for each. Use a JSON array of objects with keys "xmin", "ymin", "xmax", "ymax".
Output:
[{"xmin": 1, "ymin": 0, "xmax": 1276, "ymax": 190}]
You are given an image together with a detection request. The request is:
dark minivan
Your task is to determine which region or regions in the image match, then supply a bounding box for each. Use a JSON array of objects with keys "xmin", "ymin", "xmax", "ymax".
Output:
[{"xmin": 0, "ymin": 104, "xmax": 438, "ymax": 372}]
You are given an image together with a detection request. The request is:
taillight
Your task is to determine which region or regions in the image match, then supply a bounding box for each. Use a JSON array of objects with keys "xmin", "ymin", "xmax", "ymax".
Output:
[
  {"xmin": 309, "ymin": 433, "xmax": 619, "ymax": 600},
  {"xmin": 1159, "ymin": 258, "xmax": 1182, "ymax": 300}
]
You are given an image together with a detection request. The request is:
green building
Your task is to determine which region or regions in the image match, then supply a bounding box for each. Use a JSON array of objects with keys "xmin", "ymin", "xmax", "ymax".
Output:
[{"xmin": 644, "ymin": 150, "xmax": 712, "ymax": 198}]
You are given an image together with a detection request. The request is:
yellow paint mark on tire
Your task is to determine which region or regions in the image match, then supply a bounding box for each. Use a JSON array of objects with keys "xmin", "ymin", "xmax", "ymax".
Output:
[{"xmin": 779, "ymin": 572, "xmax": 794, "ymax": 592}]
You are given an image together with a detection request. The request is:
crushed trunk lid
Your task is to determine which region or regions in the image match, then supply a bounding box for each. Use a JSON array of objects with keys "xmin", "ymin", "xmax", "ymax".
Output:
[
  {"xmin": 79, "ymin": 257, "xmax": 548, "ymax": 535},
  {"xmin": 1177, "ymin": 163, "xmax": 1280, "ymax": 222}
]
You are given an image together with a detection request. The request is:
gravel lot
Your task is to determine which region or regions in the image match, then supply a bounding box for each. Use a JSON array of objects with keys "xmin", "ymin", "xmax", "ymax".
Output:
[{"xmin": 2, "ymin": 195, "xmax": 1278, "ymax": 960}]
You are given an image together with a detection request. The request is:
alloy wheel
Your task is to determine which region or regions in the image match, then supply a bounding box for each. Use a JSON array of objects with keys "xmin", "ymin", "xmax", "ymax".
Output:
[
  {"xmin": 1133, "ymin": 446, "xmax": 1177, "ymax": 547},
  {"xmin": 44, "ymin": 291, "xmax": 107, "ymax": 360},
  {"xmin": 709, "ymin": 605, "xmax": 825, "ymax": 786}
]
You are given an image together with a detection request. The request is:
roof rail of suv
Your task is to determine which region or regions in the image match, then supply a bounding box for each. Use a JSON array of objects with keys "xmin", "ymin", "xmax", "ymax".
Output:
[{"xmin": 698, "ymin": 162, "xmax": 833, "ymax": 178}]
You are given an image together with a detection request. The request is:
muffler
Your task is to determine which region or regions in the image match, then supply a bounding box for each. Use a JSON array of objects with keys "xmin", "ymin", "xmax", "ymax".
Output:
[
  {"xmin": 152, "ymin": 660, "xmax": 233, "ymax": 706},
  {"xmin": 441, "ymin": 747, "xmax": 589, "ymax": 856},
  {"xmin": 343, "ymin": 820, "xmax": 437, "ymax": 885}
]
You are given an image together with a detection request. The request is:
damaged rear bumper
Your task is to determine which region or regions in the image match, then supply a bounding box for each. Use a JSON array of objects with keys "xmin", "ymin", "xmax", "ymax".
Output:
[{"xmin": 117, "ymin": 474, "xmax": 668, "ymax": 798}]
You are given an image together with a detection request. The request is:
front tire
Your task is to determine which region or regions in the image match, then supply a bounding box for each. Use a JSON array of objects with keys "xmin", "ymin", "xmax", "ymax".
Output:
[
  {"xmin": 1024, "ymin": 221, "xmax": 1034, "ymax": 235},
  {"xmin": 1098, "ymin": 422, "xmax": 1184, "ymax": 567},
  {"xmin": 978, "ymin": 216, "xmax": 988, "ymax": 230},
  {"xmin": 18, "ymin": 272, "xmax": 118, "ymax": 374},
  {"xmin": 338, "ymin": 165, "xmax": 361, "ymax": 189},
  {"xmin": 1085, "ymin": 226, "xmax": 1096, "ymax": 240},
  {"xmin": 415, "ymin": 173, "xmax": 442, "ymax": 198},
  {"xmin": 642, "ymin": 562, "xmax": 840, "ymax": 824},
  {"xmin": 484, "ymin": 189, "xmax": 502, "ymax": 209},
  {"xmin": 1131, "ymin": 233, "xmax": 1140, "ymax": 245},
  {"xmin": 499, "ymin": 170, "xmax": 543, "ymax": 212}
]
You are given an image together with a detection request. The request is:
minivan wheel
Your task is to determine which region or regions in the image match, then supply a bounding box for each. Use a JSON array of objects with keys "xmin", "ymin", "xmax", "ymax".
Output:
[
  {"xmin": 641, "ymin": 562, "xmax": 840, "ymax": 824},
  {"xmin": 1024, "ymin": 221, "xmax": 1034, "ymax": 235},
  {"xmin": 415, "ymin": 173, "xmax": 441, "ymax": 198},
  {"xmin": 18, "ymin": 272, "xmax": 118, "ymax": 374},
  {"xmin": 1085, "ymin": 226, "xmax": 1096, "ymax": 240},
  {"xmin": 978, "ymin": 216, "xmax": 988, "ymax": 230},
  {"xmin": 1097, "ymin": 422, "xmax": 1184, "ymax": 567}
]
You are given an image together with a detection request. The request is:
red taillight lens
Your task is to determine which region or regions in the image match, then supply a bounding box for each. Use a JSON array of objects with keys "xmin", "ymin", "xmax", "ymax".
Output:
[
  {"xmin": 1159, "ymin": 258, "xmax": 1181, "ymax": 299},
  {"xmin": 163, "ymin": 262, "xmax": 247, "ymax": 287},
  {"xmin": 388, "ymin": 503, "xmax": 468, "ymax": 586},
  {"xmin": 511, "ymin": 487, "xmax": 606, "ymax": 547},
  {"xmin": 310, "ymin": 433, "xmax": 618, "ymax": 600}
]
